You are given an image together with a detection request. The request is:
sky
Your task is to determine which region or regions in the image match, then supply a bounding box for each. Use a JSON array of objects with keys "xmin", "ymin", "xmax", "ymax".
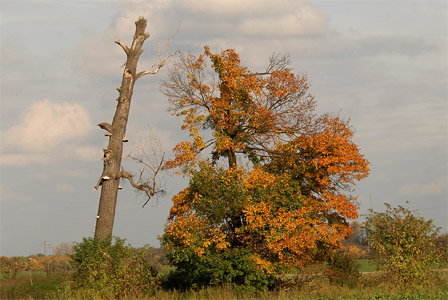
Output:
[{"xmin": 0, "ymin": 0, "xmax": 446, "ymax": 257}]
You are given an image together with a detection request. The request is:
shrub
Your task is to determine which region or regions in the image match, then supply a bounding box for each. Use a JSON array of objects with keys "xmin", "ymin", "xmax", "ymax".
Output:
[
  {"xmin": 71, "ymin": 236, "xmax": 158, "ymax": 298},
  {"xmin": 163, "ymin": 246, "xmax": 277, "ymax": 291},
  {"xmin": 434, "ymin": 233, "xmax": 448, "ymax": 264},
  {"xmin": 324, "ymin": 251, "xmax": 360, "ymax": 287},
  {"xmin": 365, "ymin": 203, "xmax": 443, "ymax": 287}
]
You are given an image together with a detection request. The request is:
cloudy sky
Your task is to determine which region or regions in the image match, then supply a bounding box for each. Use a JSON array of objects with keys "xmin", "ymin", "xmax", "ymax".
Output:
[{"xmin": 1, "ymin": 0, "xmax": 446, "ymax": 257}]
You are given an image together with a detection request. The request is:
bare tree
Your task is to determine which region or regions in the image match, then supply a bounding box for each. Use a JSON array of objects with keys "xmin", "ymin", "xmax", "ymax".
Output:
[
  {"xmin": 54, "ymin": 242, "xmax": 74, "ymax": 256},
  {"xmin": 94, "ymin": 17, "xmax": 176, "ymax": 240},
  {"xmin": 124, "ymin": 131, "xmax": 166, "ymax": 208}
]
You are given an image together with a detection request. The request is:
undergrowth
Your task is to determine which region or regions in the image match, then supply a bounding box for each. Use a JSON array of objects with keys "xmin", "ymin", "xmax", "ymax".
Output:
[{"xmin": 1, "ymin": 270, "xmax": 446, "ymax": 299}]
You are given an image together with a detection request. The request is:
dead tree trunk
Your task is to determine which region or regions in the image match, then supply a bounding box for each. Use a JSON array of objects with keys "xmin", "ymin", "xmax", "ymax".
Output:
[{"xmin": 94, "ymin": 17, "xmax": 175, "ymax": 240}]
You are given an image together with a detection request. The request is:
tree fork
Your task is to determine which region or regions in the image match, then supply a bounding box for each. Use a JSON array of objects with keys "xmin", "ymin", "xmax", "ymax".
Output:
[{"xmin": 94, "ymin": 17, "xmax": 175, "ymax": 240}]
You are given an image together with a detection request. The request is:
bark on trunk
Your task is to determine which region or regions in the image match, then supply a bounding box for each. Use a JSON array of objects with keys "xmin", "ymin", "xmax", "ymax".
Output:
[
  {"xmin": 227, "ymin": 149, "xmax": 237, "ymax": 169},
  {"xmin": 94, "ymin": 17, "xmax": 150, "ymax": 240}
]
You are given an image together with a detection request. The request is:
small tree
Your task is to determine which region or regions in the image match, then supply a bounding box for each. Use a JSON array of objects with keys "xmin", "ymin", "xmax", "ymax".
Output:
[
  {"xmin": 0, "ymin": 256, "xmax": 27, "ymax": 279},
  {"xmin": 365, "ymin": 203, "xmax": 443, "ymax": 286}
]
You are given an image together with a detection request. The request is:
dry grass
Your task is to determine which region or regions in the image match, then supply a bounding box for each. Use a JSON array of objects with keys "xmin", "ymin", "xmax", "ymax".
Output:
[{"xmin": 1, "ymin": 270, "xmax": 447, "ymax": 300}]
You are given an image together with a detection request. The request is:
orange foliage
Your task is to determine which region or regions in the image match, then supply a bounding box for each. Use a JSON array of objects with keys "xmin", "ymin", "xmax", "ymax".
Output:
[
  {"xmin": 162, "ymin": 47, "xmax": 315, "ymax": 171},
  {"xmin": 161, "ymin": 47, "xmax": 369, "ymax": 276}
]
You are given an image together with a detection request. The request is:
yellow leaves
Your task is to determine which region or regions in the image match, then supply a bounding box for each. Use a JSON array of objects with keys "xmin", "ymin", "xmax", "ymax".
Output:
[
  {"xmin": 242, "ymin": 167, "xmax": 277, "ymax": 190},
  {"xmin": 243, "ymin": 201, "xmax": 271, "ymax": 230},
  {"xmin": 166, "ymin": 186, "xmax": 231, "ymax": 257},
  {"xmin": 251, "ymin": 254, "xmax": 274, "ymax": 274},
  {"xmin": 213, "ymin": 131, "xmax": 235, "ymax": 152},
  {"xmin": 162, "ymin": 47, "xmax": 370, "ymax": 276},
  {"xmin": 211, "ymin": 228, "xmax": 230, "ymax": 250}
]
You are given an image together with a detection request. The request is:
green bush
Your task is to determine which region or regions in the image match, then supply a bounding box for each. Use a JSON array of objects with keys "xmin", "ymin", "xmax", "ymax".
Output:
[
  {"xmin": 324, "ymin": 251, "xmax": 360, "ymax": 287},
  {"xmin": 70, "ymin": 236, "xmax": 159, "ymax": 298},
  {"xmin": 365, "ymin": 203, "xmax": 443, "ymax": 287},
  {"xmin": 163, "ymin": 246, "xmax": 277, "ymax": 291}
]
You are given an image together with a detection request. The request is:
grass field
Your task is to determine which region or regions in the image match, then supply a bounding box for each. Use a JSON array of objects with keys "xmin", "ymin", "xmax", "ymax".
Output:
[
  {"xmin": 1, "ymin": 263, "xmax": 447, "ymax": 300},
  {"xmin": 358, "ymin": 258, "xmax": 377, "ymax": 273},
  {"xmin": 0, "ymin": 273, "xmax": 71, "ymax": 299}
]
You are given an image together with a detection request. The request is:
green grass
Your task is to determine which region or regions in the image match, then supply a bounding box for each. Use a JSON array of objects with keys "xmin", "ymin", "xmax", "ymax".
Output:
[
  {"xmin": 1, "ymin": 267, "xmax": 447, "ymax": 300},
  {"xmin": 358, "ymin": 258, "xmax": 378, "ymax": 273},
  {"xmin": 0, "ymin": 272, "xmax": 70, "ymax": 300},
  {"xmin": 145, "ymin": 273, "xmax": 448, "ymax": 300},
  {"xmin": 161, "ymin": 265, "xmax": 176, "ymax": 276}
]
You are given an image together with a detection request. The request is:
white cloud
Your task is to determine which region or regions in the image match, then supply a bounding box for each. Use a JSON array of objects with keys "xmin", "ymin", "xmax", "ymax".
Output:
[
  {"xmin": 4, "ymin": 99, "xmax": 93, "ymax": 152},
  {"xmin": 400, "ymin": 177, "xmax": 447, "ymax": 196},
  {"xmin": 1, "ymin": 99, "xmax": 94, "ymax": 166},
  {"xmin": 0, "ymin": 153, "xmax": 51, "ymax": 167},
  {"xmin": 239, "ymin": 4, "xmax": 327, "ymax": 37},
  {"xmin": 55, "ymin": 184, "xmax": 75, "ymax": 192},
  {"xmin": 71, "ymin": 32, "xmax": 124, "ymax": 78},
  {"xmin": 0, "ymin": 184, "xmax": 31, "ymax": 203},
  {"xmin": 1, "ymin": 45, "xmax": 26, "ymax": 65},
  {"xmin": 178, "ymin": 0, "xmax": 328, "ymax": 38},
  {"xmin": 63, "ymin": 169, "xmax": 89, "ymax": 178},
  {"xmin": 72, "ymin": 0, "xmax": 327, "ymax": 78},
  {"xmin": 74, "ymin": 146, "xmax": 103, "ymax": 162}
]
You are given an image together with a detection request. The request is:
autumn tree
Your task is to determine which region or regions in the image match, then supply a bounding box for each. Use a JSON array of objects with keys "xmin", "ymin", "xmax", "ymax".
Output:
[
  {"xmin": 0, "ymin": 256, "xmax": 27, "ymax": 279},
  {"xmin": 161, "ymin": 47, "xmax": 369, "ymax": 288},
  {"xmin": 94, "ymin": 17, "xmax": 175, "ymax": 240}
]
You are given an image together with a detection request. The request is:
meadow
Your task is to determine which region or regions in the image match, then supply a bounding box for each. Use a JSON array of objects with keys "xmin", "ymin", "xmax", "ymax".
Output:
[{"xmin": 1, "ymin": 263, "xmax": 447, "ymax": 300}]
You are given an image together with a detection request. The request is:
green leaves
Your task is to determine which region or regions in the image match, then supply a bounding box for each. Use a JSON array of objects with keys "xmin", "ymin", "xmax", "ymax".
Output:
[
  {"xmin": 365, "ymin": 204, "xmax": 443, "ymax": 287},
  {"xmin": 163, "ymin": 246, "xmax": 276, "ymax": 290},
  {"xmin": 71, "ymin": 237, "xmax": 158, "ymax": 298}
]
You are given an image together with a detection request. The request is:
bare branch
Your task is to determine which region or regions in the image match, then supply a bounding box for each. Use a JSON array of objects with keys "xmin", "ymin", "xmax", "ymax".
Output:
[
  {"xmin": 136, "ymin": 24, "xmax": 179, "ymax": 80},
  {"xmin": 252, "ymin": 53, "xmax": 292, "ymax": 76},
  {"xmin": 122, "ymin": 131, "xmax": 166, "ymax": 208},
  {"xmin": 98, "ymin": 122, "xmax": 113, "ymax": 133},
  {"xmin": 136, "ymin": 50, "xmax": 178, "ymax": 79},
  {"xmin": 115, "ymin": 40, "xmax": 130, "ymax": 55},
  {"xmin": 120, "ymin": 170, "xmax": 164, "ymax": 208},
  {"xmin": 94, "ymin": 175, "xmax": 111, "ymax": 190}
]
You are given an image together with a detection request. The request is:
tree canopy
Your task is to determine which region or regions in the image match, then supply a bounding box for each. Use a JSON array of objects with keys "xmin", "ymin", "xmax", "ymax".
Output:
[{"xmin": 161, "ymin": 47, "xmax": 370, "ymax": 288}]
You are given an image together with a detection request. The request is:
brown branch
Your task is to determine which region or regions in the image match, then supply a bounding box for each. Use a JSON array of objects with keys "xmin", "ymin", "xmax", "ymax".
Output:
[
  {"xmin": 136, "ymin": 50, "xmax": 178, "ymax": 79},
  {"xmin": 94, "ymin": 175, "xmax": 111, "ymax": 190},
  {"xmin": 120, "ymin": 170, "xmax": 163, "ymax": 208},
  {"xmin": 115, "ymin": 40, "xmax": 130, "ymax": 55},
  {"xmin": 124, "ymin": 131, "xmax": 166, "ymax": 207},
  {"xmin": 98, "ymin": 122, "xmax": 113, "ymax": 133},
  {"xmin": 136, "ymin": 24, "xmax": 179, "ymax": 80},
  {"xmin": 128, "ymin": 152, "xmax": 165, "ymax": 177}
]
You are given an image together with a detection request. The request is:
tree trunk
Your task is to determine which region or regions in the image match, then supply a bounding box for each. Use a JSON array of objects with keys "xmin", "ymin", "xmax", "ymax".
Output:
[
  {"xmin": 94, "ymin": 17, "xmax": 151, "ymax": 240},
  {"xmin": 227, "ymin": 149, "xmax": 237, "ymax": 169}
]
